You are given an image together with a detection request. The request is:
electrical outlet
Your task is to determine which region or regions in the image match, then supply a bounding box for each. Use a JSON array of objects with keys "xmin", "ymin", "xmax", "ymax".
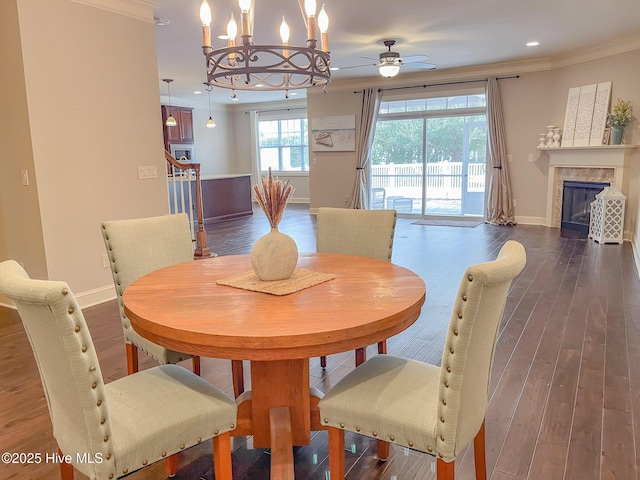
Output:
[
  {"xmin": 507, "ymin": 154, "xmax": 513, "ymax": 163},
  {"xmin": 528, "ymin": 153, "xmax": 535, "ymax": 162},
  {"xmin": 102, "ymin": 253, "xmax": 110, "ymax": 269},
  {"xmin": 21, "ymin": 169, "xmax": 29, "ymax": 186},
  {"xmin": 138, "ymin": 165, "xmax": 158, "ymax": 179},
  {"xmin": 513, "ymin": 199, "xmax": 517, "ymax": 207},
  {"xmin": 344, "ymin": 195, "xmax": 349, "ymax": 206}
]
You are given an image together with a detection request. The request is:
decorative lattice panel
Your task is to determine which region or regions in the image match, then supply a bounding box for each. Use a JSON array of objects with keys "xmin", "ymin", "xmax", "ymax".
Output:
[{"xmin": 588, "ymin": 188, "xmax": 626, "ymax": 244}]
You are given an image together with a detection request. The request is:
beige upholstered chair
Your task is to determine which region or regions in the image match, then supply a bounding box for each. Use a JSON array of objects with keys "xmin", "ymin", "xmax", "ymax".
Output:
[
  {"xmin": 0, "ymin": 260, "xmax": 237, "ymax": 480},
  {"xmin": 101, "ymin": 214, "xmax": 244, "ymax": 397},
  {"xmin": 316, "ymin": 207, "xmax": 397, "ymax": 368},
  {"xmin": 319, "ymin": 240, "xmax": 526, "ymax": 480}
]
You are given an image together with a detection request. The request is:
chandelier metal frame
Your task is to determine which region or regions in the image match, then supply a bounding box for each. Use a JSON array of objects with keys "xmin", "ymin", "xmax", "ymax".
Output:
[{"xmin": 199, "ymin": 0, "xmax": 331, "ymax": 97}]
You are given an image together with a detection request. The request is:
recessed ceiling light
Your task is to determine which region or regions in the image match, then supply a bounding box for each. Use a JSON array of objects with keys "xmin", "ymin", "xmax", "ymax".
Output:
[
  {"xmin": 526, "ymin": 41, "xmax": 540, "ymax": 47},
  {"xmin": 154, "ymin": 16, "xmax": 170, "ymax": 26}
]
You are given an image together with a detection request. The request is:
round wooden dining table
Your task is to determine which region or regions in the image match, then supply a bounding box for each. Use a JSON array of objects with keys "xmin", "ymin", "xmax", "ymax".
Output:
[{"xmin": 123, "ymin": 252, "xmax": 425, "ymax": 475}]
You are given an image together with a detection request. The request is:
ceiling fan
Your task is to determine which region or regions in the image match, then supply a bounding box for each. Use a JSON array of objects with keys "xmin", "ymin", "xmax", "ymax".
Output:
[{"xmin": 339, "ymin": 39, "xmax": 436, "ymax": 78}]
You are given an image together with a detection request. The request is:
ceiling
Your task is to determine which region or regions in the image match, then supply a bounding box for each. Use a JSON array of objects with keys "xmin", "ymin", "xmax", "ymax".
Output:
[{"xmin": 153, "ymin": 0, "xmax": 640, "ymax": 108}]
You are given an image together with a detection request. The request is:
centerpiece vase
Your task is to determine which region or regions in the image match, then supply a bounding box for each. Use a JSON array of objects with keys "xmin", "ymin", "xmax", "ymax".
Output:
[
  {"xmin": 251, "ymin": 227, "xmax": 298, "ymax": 281},
  {"xmin": 611, "ymin": 126, "xmax": 624, "ymax": 145}
]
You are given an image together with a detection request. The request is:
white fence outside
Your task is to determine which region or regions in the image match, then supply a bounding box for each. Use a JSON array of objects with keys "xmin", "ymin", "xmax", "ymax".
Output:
[{"xmin": 371, "ymin": 162, "xmax": 485, "ymax": 201}]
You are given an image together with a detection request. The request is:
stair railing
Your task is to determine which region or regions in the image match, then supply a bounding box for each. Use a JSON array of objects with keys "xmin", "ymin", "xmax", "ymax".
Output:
[{"xmin": 165, "ymin": 150, "xmax": 211, "ymax": 258}]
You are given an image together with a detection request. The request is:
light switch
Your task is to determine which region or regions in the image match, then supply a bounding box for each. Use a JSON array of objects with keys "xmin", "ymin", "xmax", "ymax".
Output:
[
  {"xmin": 138, "ymin": 165, "xmax": 158, "ymax": 179},
  {"xmin": 21, "ymin": 169, "xmax": 29, "ymax": 186}
]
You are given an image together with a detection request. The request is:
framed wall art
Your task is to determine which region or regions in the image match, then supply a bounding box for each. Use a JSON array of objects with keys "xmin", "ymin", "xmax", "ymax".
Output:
[{"xmin": 310, "ymin": 115, "xmax": 356, "ymax": 152}]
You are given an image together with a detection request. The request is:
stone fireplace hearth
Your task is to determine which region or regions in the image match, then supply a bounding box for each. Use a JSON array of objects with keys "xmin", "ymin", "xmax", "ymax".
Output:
[{"xmin": 540, "ymin": 146, "xmax": 637, "ymax": 228}]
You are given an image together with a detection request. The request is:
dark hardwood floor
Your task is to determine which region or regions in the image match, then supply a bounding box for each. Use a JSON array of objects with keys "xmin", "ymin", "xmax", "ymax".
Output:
[{"xmin": 2, "ymin": 204, "xmax": 640, "ymax": 479}]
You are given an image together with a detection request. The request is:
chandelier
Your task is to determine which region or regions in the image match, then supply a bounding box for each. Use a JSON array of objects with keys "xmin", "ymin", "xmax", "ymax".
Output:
[{"xmin": 199, "ymin": 0, "xmax": 331, "ymax": 98}]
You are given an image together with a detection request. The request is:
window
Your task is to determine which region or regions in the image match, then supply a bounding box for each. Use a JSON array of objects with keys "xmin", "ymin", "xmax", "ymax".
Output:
[
  {"xmin": 372, "ymin": 90, "xmax": 488, "ymax": 216},
  {"xmin": 258, "ymin": 116, "xmax": 309, "ymax": 173}
]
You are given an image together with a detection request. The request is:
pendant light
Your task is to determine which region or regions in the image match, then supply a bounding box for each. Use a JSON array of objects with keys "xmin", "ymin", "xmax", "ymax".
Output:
[
  {"xmin": 204, "ymin": 82, "xmax": 216, "ymax": 129},
  {"xmin": 163, "ymin": 78, "xmax": 177, "ymax": 127}
]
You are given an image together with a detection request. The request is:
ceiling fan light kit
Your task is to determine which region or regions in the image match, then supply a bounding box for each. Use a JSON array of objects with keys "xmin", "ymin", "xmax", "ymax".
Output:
[{"xmin": 199, "ymin": 0, "xmax": 331, "ymax": 98}]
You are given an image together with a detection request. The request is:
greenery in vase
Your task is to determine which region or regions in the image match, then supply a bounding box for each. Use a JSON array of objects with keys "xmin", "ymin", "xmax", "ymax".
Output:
[
  {"xmin": 607, "ymin": 98, "xmax": 632, "ymax": 127},
  {"xmin": 253, "ymin": 167, "xmax": 295, "ymax": 228}
]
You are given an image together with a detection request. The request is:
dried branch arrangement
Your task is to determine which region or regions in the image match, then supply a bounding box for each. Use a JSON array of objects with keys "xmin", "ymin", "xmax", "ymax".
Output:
[{"xmin": 253, "ymin": 168, "xmax": 295, "ymax": 228}]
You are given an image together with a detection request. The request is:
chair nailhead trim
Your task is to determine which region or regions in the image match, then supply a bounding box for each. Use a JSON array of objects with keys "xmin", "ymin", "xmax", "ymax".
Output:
[
  {"xmin": 409, "ymin": 441, "xmax": 414, "ymax": 447},
  {"xmin": 62, "ymin": 289, "xmax": 69, "ymax": 295},
  {"xmin": 142, "ymin": 460, "xmax": 148, "ymax": 466},
  {"xmin": 457, "ymin": 313, "xmax": 463, "ymax": 319},
  {"xmin": 214, "ymin": 430, "xmax": 219, "ymax": 435},
  {"xmin": 82, "ymin": 346, "xmax": 87, "ymax": 353},
  {"xmin": 356, "ymin": 427, "xmax": 361, "ymax": 432},
  {"xmin": 447, "ymin": 367, "xmax": 451, "ymax": 372},
  {"xmin": 91, "ymin": 383, "xmax": 97, "ymax": 389},
  {"xmin": 440, "ymin": 435, "xmax": 445, "ymax": 441},
  {"xmin": 123, "ymin": 468, "xmax": 128, "ymax": 474},
  {"xmin": 106, "ymin": 454, "xmax": 111, "ymax": 460},
  {"xmin": 439, "ymin": 453, "xmax": 444, "ymax": 458},
  {"xmin": 449, "ymin": 347, "xmax": 454, "ymax": 354},
  {"xmin": 74, "ymin": 326, "xmax": 80, "ymax": 332},
  {"xmin": 68, "ymin": 308, "xmax": 74, "ymax": 314},
  {"xmin": 104, "ymin": 435, "xmax": 109, "ymax": 442},
  {"xmin": 90, "ymin": 366, "xmax": 96, "ymax": 371},
  {"xmin": 390, "ymin": 435, "xmax": 395, "ymax": 441},
  {"xmin": 445, "ymin": 382, "xmax": 449, "ymax": 388},
  {"xmin": 162, "ymin": 452, "xmax": 167, "ymax": 457},
  {"xmin": 180, "ymin": 444, "xmax": 185, "ymax": 449},
  {"xmin": 462, "ymin": 294, "xmax": 467, "ymax": 301},
  {"xmin": 468, "ymin": 275, "xmax": 473, "ymax": 281},
  {"xmin": 340, "ymin": 423, "xmax": 345, "ymax": 428},
  {"xmin": 230, "ymin": 423, "xmax": 235, "ymax": 429},
  {"xmin": 198, "ymin": 437, "xmax": 202, "ymax": 443},
  {"xmin": 323, "ymin": 418, "xmax": 329, "ymax": 424},
  {"xmin": 441, "ymin": 417, "xmax": 445, "ymax": 422},
  {"xmin": 426, "ymin": 446, "xmax": 432, "ymax": 452},
  {"xmin": 453, "ymin": 329, "xmax": 458, "ymax": 336},
  {"xmin": 372, "ymin": 431, "xmax": 378, "ymax": 437},
  {"xmin": 109, "ymin": 475, "xmax": 113, "ymax": 479},
  {"xmin": 101, "ymin": 418, "xmax": 106, "ymax": 424},
  {"xmin": 97, "ymin": 400, "xmax": 102, "ymax": 406},
  {"xmin": 442, "ymin": 399, "xmax": 447, "ymax": 405}
]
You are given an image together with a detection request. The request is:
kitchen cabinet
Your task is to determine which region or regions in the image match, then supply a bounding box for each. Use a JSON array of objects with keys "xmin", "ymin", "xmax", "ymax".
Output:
[{"xmin": 161, "ymin": 105, "xmax": 193, "ymax": 149}]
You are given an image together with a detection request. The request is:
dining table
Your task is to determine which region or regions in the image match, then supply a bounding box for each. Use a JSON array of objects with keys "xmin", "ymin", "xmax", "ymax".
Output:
[{"xmin": 123, "ymin": 252, "xmax": 426, "ymax": 478}]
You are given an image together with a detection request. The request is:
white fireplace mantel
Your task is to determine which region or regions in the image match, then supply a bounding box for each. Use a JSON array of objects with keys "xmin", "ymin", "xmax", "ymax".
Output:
[{"xmin": 539, "ymin": 145, "xmax": 638, "ymax": 227}]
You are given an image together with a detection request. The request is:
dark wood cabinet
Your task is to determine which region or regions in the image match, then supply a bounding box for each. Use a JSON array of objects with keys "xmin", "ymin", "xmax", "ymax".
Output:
[{"xmin": 161, "ymin": 105, "xmax": 194, "ymax": 150}]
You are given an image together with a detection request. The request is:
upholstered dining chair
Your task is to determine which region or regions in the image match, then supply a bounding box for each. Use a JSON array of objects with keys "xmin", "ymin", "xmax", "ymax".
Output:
[
  {"xmin": 0, "ymin": 260, "xmax": 237, "ymax": 480},
  {"xmin": 316, "ymin": 207, "xmax": 397, "ymax": 368},
  {"xmin": 318, "ymin": 240, "xmax": 526, "ymax": 480},
  {"xmin": 101, "ymin": 214, "xmax": 245, "ymax": 397}
]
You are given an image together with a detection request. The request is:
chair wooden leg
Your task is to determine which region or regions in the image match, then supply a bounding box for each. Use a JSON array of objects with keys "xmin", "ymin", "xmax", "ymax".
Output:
[
  {"xmin": 231, "ymin": 360, "xmax": 245, "ymax": 398},
  {"xmin": 473, "ymin": 420, "xmax": 487, "ymax": 480},
  {"xmin": 328, "ymin": 427, "xmax": 345, "ymax": 479},
  {"xmin": 320, "ymin": 356, "xmax": 327, "ymax": 368},
  {"xmin": 192, "ymin": 356, "xmax": 201, "ymax": 376},
  {"xmin": 377, "ymin": 339, "xmax": 387, "ymax": 354},
  {"xmin": 59, "ymin": 449, "xmax": 74, "ymax": 480},
  {"xmin": 377, "ymin": 439, "xmax": 390, "ymax": 461},
  {"xmin": 213, "ymin": 432, "xmax": 233, "ymax": 480},
  {"xmin": 355, "ymin": 347, "xmax": 366, "ymax": 366},
  {"xmin": 270, "ymin": 406, "xmax": 295, "ymax": 480},
  {"xmin": 126, "ymin": 343, "xmax": 139, "ymax": 375},
  {"xmin": 165, "ymin": 454, "xmax": 178, "ymax": 477},
  {"xmin": 436, "ymin": 458, "xmax": 455, "ymax": 480}
]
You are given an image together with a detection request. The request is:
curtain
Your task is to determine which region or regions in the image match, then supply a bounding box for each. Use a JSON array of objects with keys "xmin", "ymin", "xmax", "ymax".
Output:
[
  {"xmin": 486, "ymin": 77, "xmax": 516, "ymax": 225},
  {"xmin": 349, "ymin": 88, "xmax": 382, "ymax": 209}
]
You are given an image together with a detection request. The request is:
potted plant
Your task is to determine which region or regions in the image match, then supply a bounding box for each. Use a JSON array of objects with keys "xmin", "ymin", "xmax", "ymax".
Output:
[{"xmin": 607, "ymin": 98, "xmax": 632, "ymax": 144}]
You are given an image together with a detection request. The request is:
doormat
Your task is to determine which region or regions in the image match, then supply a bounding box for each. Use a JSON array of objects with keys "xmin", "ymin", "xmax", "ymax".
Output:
[{"xmin": 412, "ymin": 219, "xmax": 483, "ymax": 228}]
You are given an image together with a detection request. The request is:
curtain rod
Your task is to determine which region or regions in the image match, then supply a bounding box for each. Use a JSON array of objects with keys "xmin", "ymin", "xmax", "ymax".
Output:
[
  {"xmin": 244, "ymin": 107, "xmax": 307, "ymax": 114},
  {"xmin": 353, "ymin": 75, "xmax": 520, "ymax": 94}
]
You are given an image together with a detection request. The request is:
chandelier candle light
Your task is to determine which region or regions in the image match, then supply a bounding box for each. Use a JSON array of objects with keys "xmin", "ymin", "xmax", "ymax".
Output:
[
  {"xmin": 199, "ymin": 0, "xmax": 331, "ymax": 99},
  {"xmin": 251, "ymin": 168, "xmax": 298, "ymax": 281}
]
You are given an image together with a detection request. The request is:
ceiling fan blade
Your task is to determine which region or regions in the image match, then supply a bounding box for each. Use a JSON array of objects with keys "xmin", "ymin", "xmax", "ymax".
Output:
[
  {"xmin": 359, "ymin": 55, "xmax": 379, "ymax": 61},
  {"xmin": 335, "ymin": 63, "xmax": 375, "ymax": 70},
  {"xmin": 410, "ymin": 61, "xmax": 437, "ymax": 69},
  {"xmin": 401, "ymin": 54, "xmax": 430, "ymax": 63}
]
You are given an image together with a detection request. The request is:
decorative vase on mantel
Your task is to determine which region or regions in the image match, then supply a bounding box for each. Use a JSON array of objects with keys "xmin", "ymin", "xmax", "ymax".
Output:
[
  {"xmin": 251, "ymin": 168, "xmax": 298, "ymax": 281},
  {"xmin": 611, "ymin": 126, "xmax": 624, "ymax": 145}
]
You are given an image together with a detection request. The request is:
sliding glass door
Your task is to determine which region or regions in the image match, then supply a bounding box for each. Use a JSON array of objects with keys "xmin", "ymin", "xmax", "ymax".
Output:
[{"xmin": 371, "ymin": 93, "xmax": 487, "ymax": 217}]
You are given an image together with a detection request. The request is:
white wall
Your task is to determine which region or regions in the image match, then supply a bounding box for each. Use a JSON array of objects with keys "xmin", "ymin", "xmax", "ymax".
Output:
[{"xmin": 1, "ymin": 0, "xmax": 168, "ymax": 307}]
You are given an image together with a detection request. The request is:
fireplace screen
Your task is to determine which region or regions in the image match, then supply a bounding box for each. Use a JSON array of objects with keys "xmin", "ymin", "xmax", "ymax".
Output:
[{"xmin": 561, "ymin": 181, "xmax": 610, "ymax": 234}]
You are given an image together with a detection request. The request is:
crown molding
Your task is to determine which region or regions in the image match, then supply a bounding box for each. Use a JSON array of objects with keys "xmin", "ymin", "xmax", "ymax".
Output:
[
  {"xmin": 550, "ymin": 33, "xmax": 640, "ymax": 69},
  {"xmin": 69, "ymin": 0, "xmax": 158, "ymax": 23}
]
